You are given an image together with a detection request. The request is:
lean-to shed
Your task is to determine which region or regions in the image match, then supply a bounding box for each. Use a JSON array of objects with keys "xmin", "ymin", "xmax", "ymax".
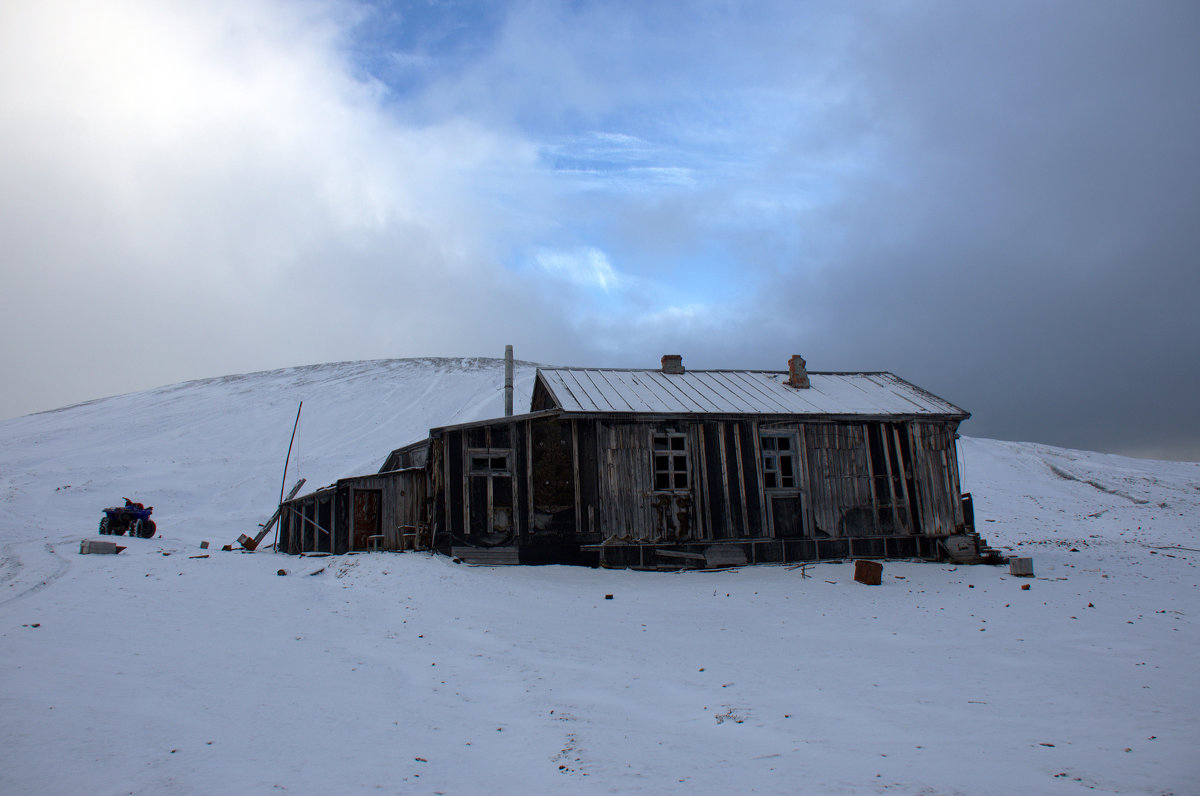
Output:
[{"xmin": 276, "ymin": 453, "xmax": 429, "ymax": 555}]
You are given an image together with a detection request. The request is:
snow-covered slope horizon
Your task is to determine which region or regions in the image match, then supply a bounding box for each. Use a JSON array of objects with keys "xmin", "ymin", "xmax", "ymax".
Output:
[
  {"xmin": 0, "ymin": 357, "xmax": 540, "ymax": 541},
  {"xmin": 1, "ymin": 358, "xmax": 1197, "ymax": 794}
]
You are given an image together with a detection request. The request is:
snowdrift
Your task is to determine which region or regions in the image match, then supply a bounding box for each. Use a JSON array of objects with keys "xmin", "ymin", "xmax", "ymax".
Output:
[{"xmin": 1, "ymin": 358, "xmax": 1197, "ymax": 794}]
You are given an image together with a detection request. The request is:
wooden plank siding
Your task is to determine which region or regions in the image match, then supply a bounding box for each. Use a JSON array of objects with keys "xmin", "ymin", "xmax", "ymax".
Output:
[
  {"xmin": 596, "ymin": 421, "xmax": 657, "ymax": 540},
  {"xmin": 282, "ymin": 409, "xmax": 967, "ymax": 564},
  {"xmin": 278, "ymin": 469, "xmax": 429, "ymax": 555},
  {"xmin": 908, "ymin": 420, "xmax": 965, "ymax": 536}
]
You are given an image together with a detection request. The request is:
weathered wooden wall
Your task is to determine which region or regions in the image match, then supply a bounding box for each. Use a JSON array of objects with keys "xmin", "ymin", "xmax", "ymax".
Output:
[
  {"xmin": 595, "ymin": 421, "xmax": 662, "ymax": 541},
  {"xmin": 908, "ymin": 420, "xmax": 964, "ymax": 535},
  {"xmin": 279, "ymin": 467, "xmax": 430, "ymax": 554},
  {"xmin": 314, "ymin": 412, "xmax": 968, "ymax": 563}
]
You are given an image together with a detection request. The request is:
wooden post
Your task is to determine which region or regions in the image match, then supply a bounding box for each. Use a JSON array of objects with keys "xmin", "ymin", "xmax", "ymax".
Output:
[
  {"xmin": 572, "ymin": 420, "xmax": 582, "ymax": 537},
  {"xmin": 270, "ymin": 402, "xmax": 303, "ymax": 551},
  {"xmin": 893, "ymin": 425, "xmax": 915, "ymax": 532}
]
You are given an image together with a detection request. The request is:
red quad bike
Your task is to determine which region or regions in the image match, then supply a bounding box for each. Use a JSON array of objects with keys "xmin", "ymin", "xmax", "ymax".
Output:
[{"xmin": 99, "ymin": 498, "xmax": 156, "ymax": 538}]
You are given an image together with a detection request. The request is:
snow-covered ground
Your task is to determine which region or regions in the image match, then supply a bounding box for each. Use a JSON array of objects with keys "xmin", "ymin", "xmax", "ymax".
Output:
[{"xmin": 1, "ymin": 359, "xmax": 1196, "ymax": 795}]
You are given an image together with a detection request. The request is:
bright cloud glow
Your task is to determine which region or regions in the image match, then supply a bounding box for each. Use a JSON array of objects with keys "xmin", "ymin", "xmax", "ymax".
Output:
[{"xmin": 532, "ymin": 247, "xmax": 622, "ymax": 290}]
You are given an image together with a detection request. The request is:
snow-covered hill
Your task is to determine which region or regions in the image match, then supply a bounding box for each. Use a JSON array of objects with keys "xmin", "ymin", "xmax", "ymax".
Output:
[
  {"xmin": 0, "ymin": 357, "xmax": 539, "ymax": 542},
  {"xmin": 1, "ymin": 359, "xmax": 1197, "ymax": 795}
]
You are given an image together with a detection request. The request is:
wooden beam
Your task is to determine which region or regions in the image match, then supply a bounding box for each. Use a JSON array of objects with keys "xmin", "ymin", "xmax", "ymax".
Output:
[
  {"xmin": 572, "ymin": 419, "xmax": 582, "ymax": 537},
  {"xmin": 716, "ymin": 422, "xmax": 731, "ymax": 538},
  {"xmin": 751, "ymin": 422, "xmax": 768, "ymax": 537},
  {"xmin": 656, "ymin": 548, "xmax": 705, "ymax": 561},
  {"xmin": 733, "ymin": 424, "xmax": 750, "ymax": 537},
  {"xmin": 698, "ymin": 424, "xmax": 711, "ymax": 540},
  {"xmin": 880, "ymin": 425, "xmax": 902, "ymax": 533},
  {"xmin": 797, "ymin": 425, "xmax": 814, "ymax": 539},
  {"xmin": 862, "ymin": 423, "xmax": 881, "ymax": 535},
  {"xmin": 893, "ymin": 425, "xmax": 915, "ymax": 533},
  {"xmin": 526, "ymin": 420, "xmax": 535, "ymax": 537},
  {"xmin": 245, "ymin": 479, "xmax": 307, "ymax": 550}
]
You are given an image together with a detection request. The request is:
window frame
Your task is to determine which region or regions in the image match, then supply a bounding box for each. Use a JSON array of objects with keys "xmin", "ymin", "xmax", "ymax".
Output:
[
  {"xmin": 651, "ymin": 431, "xmax": 690, "ymax": 493},
  {"xmin": 760, "ymin": 432, "xmax": 800, "ymax": 491},
  {"xmin": 468, "ymin": 448, "xmax": 513, "ymax": 477}
]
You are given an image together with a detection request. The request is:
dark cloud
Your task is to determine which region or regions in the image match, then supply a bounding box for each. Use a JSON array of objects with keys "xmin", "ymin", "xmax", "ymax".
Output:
[{"xmin": 752, "ymin": 1, "xmax": 1200, "ymax": 459}]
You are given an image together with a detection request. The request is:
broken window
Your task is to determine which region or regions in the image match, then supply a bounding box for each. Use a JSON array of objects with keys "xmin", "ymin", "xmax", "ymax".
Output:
[
  {"xmin": 761, "ymin": 434, "xmax": 798, "ymax": 490},
  {"xmin": 652, "ymin": 432, "xmax": 689, "ymax": 491},
  {"xmin": 469, "ymin": 450, "xmax": 511, "ymax": 475}
]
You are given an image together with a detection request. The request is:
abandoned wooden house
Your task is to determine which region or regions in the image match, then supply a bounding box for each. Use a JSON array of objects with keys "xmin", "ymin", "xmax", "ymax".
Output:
[{"xmin": 277, "ymin": 354, "xmax": 991, "ymax": 568}]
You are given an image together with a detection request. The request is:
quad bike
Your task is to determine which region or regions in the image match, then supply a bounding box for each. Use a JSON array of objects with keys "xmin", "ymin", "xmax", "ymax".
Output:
[{"xmin": 99, "ymin": 499, "xmax": 156, "ymax": 538}]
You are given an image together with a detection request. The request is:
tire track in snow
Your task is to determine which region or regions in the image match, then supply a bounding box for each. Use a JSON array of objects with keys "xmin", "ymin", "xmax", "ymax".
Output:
[
  {"xmin": 1045, "ymin": 460, "xmax": 1151, "ymax": 505},
  {"xmin": 0, "ymin": 540, "xmax": 70, "ymax": 608}
]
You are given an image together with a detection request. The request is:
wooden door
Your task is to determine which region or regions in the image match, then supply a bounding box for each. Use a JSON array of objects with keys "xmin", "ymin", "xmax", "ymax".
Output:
[{"xmin": 353, "ymin": 489, "xmax": 381, "ymax": 550}]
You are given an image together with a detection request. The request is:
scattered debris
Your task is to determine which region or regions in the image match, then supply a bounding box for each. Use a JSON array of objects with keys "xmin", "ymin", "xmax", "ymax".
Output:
[
  {"xmin": 277, "ymin": 569, "xmax": 288, "ymax": 576},
  {"xmin": 188, "ymin": 554, "xmax": 209, "ymax": 559},
  {"xmin": 714, "ymin": 706, "xmax": 747, "ymax": 725},
  {"xmin": 80, "ymin": 540, "xmax": 125, "ymax": 555},
  {"xmin": 853, "ymin": 560, "xmax": 882, "ymax": 585},
  {"xmin": 604, "ymin": 594, "xmax": 613, "ymax": 600},
  {"xmin": 1021, "ymin": 584, "xmax": 1031, "ymax": 591},
  {"xmin": 239, "ymin": 478, "xmax": 306, "ymax": 551},
  {"xmin": 1010, "ymin": 557, "xmax": 1035, "ymax": 577},
  {"xmin": 200, "ymin": 541, "xmax": 209, "ymax": 549}
]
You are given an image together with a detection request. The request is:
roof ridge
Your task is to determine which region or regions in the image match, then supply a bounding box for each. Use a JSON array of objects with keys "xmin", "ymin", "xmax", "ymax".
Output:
[{"xmin": 537, "ymin": 367, "xmax": 897, "ymax": 376}]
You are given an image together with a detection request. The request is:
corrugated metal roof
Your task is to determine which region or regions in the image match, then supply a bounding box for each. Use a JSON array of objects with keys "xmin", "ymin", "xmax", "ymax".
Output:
[{"xmin": 536, "ymin": 369, "xmax": 968, "ymax": 418}]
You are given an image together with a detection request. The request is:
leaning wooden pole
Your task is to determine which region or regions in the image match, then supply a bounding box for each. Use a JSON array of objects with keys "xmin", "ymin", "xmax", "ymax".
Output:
[{"xmin": 272, "ymin": 401, "xmax": 303, "ymax": 551}]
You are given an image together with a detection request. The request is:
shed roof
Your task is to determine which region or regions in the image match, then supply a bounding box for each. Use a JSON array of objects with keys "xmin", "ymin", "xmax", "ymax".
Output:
[{"xmin": 535, "ymin": 368, "xmax": 968, "ymax": 419}]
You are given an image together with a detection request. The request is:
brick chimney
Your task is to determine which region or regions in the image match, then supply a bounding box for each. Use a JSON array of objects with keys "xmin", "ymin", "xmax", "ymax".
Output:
[
  {"xmin": 785, "ymin": 354, "xmax": 810, "ymax": 388},
  {"xmin": 661, "ymin": 354, "xmax": 684, "ymax": 374}
]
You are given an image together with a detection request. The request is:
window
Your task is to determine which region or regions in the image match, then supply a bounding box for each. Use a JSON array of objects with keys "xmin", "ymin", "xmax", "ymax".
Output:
[
  {"xmin": 761, "ymin": 434, "xmax": 798, "ymax": 489},
  {"xmin": 467, "ymin": 448, "xmax": 514, "ymax": 536},
  {"xmin": 469, "ymin": 449, "xmax": 511, "ymax": 475},
  {"xmin": 652, "ymin": 432, "xmax": 689, "ymax": 491}
]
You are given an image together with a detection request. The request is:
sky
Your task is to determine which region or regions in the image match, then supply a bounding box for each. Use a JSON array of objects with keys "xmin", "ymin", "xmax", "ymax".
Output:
[{"xmin": 1, "ymin": 0, "xmax": 1198, "ymax": 460}]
